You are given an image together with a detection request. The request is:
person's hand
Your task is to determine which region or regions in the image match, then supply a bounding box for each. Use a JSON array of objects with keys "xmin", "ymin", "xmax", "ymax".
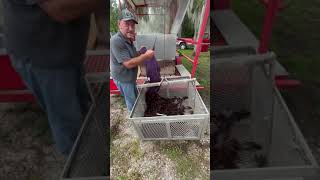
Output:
[
  {"xmin": 143, "ymin": 50, "xmax": 154, "ymax": 60},
  {"xmin": 139, "ymin": 46, "xmax": 147, "ymax": 54}
]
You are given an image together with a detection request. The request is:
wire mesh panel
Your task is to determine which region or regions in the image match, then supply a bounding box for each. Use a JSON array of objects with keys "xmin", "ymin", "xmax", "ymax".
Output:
[
  {"xmin": 250, "ymin": 63, "xmax": 274, "ymax": 155},
  {"xmin": 211, "ymin": 46, "xmax": 258, "ymax": 113},
  {"xmin": 170, "ymin": 119, "xmax": 201, "ymax": 137},
  {"xmin": 213, "ymin": 88, "xmax": 319, "ymax": 180},
  {"xmin": 133, "ymin": 117, "xmax": 206, "ymax": 140},
  {"xmin": 130, "ymin": 77, "xmax": 209, "ymax": 140},
  {"xmin": 61, "ymin": 82, "xmax": 109, "ymax": 180},
  {"xmin": 140, "ymin": 122, "xmax": 168, "ymax": 138},
  {"xmin": 268, "ymin": 88, "xmax": 316, "ymax": 167},
  {"xmin": 211, "ymin": 52, "xmax": 318, "ymax": 179},
  {"xmin": 212, "ymin": 53, "xmax": 275, "ymax": 169},
  {"xmin": 212, "ymin": 63, "xmax": 251, "ymax": 112}
]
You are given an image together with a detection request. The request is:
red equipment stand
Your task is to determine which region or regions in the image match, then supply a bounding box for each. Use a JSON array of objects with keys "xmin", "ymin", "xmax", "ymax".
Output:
[
  {"xmin": 213, "ymin": 0, "xmax": 301, "ymax": 89},
  {"xmin": 0, "ymin": 50, "xmax": 109, "ymax": 103}
]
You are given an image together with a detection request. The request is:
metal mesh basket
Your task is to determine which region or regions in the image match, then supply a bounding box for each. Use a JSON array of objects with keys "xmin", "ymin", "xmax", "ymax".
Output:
[
  {"xmin": 130, "ymin": 77, "xmax": 209, "ymax": 140},
  {"xmin": 61, "ymin": 81, "xmax": 109, "ymax": 180},
  {"xmin": 61, "ymin": 50, "xmax": 110, "ymax": 180},
  {"xmin": 211, "ymin": 52, "xmax": 319, "ymax": 179}
]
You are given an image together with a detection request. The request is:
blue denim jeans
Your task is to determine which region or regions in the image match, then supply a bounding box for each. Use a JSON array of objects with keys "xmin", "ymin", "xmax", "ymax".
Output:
[
  {"xmin": 113, "ymin": 79, "xmax": 138, "ymax": 112},
  {"xmin": 10, "ymin": 56, "xmax": 90, "ymax": 156}
]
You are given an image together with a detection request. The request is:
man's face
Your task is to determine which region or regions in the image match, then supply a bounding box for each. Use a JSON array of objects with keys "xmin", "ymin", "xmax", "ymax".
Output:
[{"xmin": 119, "ymin": 20, "xmax": 136, "ymax": 41}]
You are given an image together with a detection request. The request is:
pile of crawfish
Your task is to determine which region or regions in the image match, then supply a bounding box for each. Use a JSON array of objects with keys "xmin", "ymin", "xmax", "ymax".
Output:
[
  {"xmin": 144, "ymin": 90, "xmax": 193, "ymax": 117},
  {"xmin": 212, "ymin": 109, "xmax": 267, "ymax": 169}
]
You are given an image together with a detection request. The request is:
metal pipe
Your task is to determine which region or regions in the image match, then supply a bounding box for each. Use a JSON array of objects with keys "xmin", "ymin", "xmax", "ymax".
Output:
[
  {"xmin": 178, "ymin": 38, "xmax": 210, "ymax": 45},
  {"xmin": 191, "ymin": 0, "xmax": 210, "ymax": 78},
  {"xmin": 212, "ymin": 45, "xmax": 256, "ymax": 55},
  {"xmin": 258, "ymin": 0, "xmax": 280, "ymax": 54},
  {"xmin": 137, "ymin": 78, "xmax": 196, "ymax": 88},
  {"xmin": 177, "ymin": 50, "xmax": 194, "ymax": 63},
  {"xmin": 214, "ymin": 52, "xmax": 276, "ymax": 66}
]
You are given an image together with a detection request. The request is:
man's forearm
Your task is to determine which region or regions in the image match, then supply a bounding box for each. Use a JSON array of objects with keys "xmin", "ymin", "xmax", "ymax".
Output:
[
  {"xmin": 39, "ymin": 0, "xmax": 105, "ymax": 23},
  {"xmin": 123, "ymin": 54, "xmax": 148, "ymax": 69}
]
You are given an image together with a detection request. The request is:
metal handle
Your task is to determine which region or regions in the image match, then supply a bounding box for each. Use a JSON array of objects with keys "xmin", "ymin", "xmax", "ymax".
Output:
[
  {"xmin": 137, "ymin": 78, "xmax": 197, "ymax": 88},
  {"xmin": 213, "ymin": 45, "xmax": 256, "ymax": 56},
  {"xmin": 214, "ymin": 52, "xmax": 276, "ymax": 66}
]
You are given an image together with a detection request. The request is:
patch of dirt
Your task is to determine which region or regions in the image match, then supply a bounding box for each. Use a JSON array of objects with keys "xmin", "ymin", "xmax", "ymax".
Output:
[
  {"xmin": 110, "ymin": 95, "xmax": 210, "ymax": 180},
  {"xmin": 0, "ymin": 103, "xmax": 65, "ymax": 180}
]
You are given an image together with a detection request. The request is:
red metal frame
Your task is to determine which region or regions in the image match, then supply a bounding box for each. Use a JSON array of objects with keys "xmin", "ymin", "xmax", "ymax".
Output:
[
  {"xmin": 0, "ymin": 55, "xmax": 36, "ymax": 102},
  {"xmin": 258, "ymin": 0, "xmax": 281, "ymax": 54},
  {"xmin": 191, "ymin": 0, "xmax": 210, "ymax": 78},
  {"xmin": 176, "ymin": 38, "xmax": 210, "ymax": 47},
  {"xmin": 213, "ymin": 0, "xmax": 282, "ymax": 54},
  {"xmin": 0, "ymin": 53, "xmax": 109, "ymax": 102},
  {"xmin": 260, "ymin": 0, "xmax": 285, "ymax": 9},
  {"xmin": 213, "ymin": 0, "xmax": 230, "ymax": 10},
  {"xmin": 110, "ymin": 78, "xmax": 121, "ymax": 94},
  {"xmin": 0, "ymin": 55, "xmax": 27, "ymax": 90},
  {"xmin": 213, "ymin": 0, "xmax": 300, "ymax": 89}
]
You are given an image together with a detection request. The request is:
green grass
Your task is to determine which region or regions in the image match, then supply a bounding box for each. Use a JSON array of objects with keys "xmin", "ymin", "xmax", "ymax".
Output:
[
  {"xmin": 110, "ymin": 116, "xmax": 123, "ymax": 141},
  {"xmin": 160, "ymin": 145, "xmax": 206, "ymax": 180},
  {"xmin": 130, "ymin": 139, "xmax": 143, "ymax": 160},
  {"xmin": 111, "ymin": 138, "xmax": 143, "ymax": 179},
  {"xmin": 231, "ymin": 0, "xmax": 320, "ymax": 85},
  {"xmin": 117, "ymin": 173, "xmax": 143, "ymax": 180},
  {"xmin": 178, "ymin": 49, "xmax": 210, "ymax": 107},
  {"xmin": 111, "ymin": 142, "xmax": 130, "ymax": 177},
  {"xmin": 118, "ymin": 176, "xmax": 130, "ymax": 180}
]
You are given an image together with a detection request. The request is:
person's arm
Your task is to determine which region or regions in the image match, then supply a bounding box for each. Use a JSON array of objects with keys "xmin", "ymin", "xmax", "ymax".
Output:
[
  {"xmin": 111, "ymin": 37, "xmax": 154, "ymax": 69},
  {"xmin": 38, "ymin": 0, "xmax": 105, "ymax": 23},
  {"xmin": 123, "ymin": 50, "xmax": 154, "ymax": 69}
]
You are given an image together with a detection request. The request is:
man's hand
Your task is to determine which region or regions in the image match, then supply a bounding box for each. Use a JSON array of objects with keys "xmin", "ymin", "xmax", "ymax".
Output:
[
  {"xmin": 139, "ymin": 46, "xmax": 146, "ymax": 55},
  {"xmin": 143, "ymin": 50, "xmax": 155, "ymax": 60},
  {"xmin": 122, "ymin": 49, "xmax": 155, "ymax": 69},
  {"xmin": 38, "ymin": 0, "xmax": 104, "ymax": 23}
]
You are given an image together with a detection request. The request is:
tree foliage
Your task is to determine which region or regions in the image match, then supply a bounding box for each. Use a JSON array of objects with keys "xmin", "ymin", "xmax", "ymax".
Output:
[
  {"xmin": 110, "ymin": 0, "xmax": 119, "ymax": 33},
  {"xmin": 181, "ymin": 15, "xmax": 194, "ymax": 37}
]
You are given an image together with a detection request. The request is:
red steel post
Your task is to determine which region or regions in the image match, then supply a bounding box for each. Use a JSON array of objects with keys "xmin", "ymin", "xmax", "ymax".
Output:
[
  {"xmin": 191, "ymin": 0, "xmax": 210, "ymax": 78},
  {"xmin": 258, "ymin": 0, "xmax": 280, "ymax": 53}
]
